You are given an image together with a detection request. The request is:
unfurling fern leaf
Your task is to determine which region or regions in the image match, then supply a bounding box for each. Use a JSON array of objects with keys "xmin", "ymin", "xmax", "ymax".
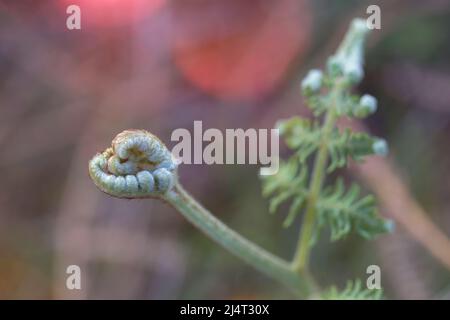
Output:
[
  {"xmin": 315, "ymin": 178, "xmax": 393, "ymax": 241},
  {"xmin": 263, "ymin": 167, "xmax": 392, "ymax": 239},
  {"xmin": 260, "ymin": 18, "xmax": 393, "ymax": 297},
  {"xmin": 264, "ymin": 117, "xmax": 391, "ymax": 239},
  {"xmin": 277, "ymin": 117, "xmax": 321, "ymax": 163},
  {"xmin": 261, "ymin": 158, "xmax": 309, "ymax": 227},
  {"xmin": 322, "ymin": 279, "xmax": 383, "ymax": 300},
  {"xmin": 327, "ymin": 129, "xmax": 387, "ymax": 173},
  {"xmin": 277, "ymin": 117, "xmax": 386, "ymax": 173}
]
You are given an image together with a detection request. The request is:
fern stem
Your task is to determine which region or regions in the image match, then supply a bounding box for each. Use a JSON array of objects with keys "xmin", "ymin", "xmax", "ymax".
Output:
[
  {"xmin": 292, "ymin": 88, "xmax": 340, "ymax": 272},
  {"xmin": 164, "ymin": 183, "xmax": 311, "ymax": 297}
]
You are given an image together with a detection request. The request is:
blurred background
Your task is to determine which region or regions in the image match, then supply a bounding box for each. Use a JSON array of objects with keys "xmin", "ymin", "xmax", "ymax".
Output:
[{"xmin": 1, "ymin": 0, "xmax": 450, "ymax": 299}]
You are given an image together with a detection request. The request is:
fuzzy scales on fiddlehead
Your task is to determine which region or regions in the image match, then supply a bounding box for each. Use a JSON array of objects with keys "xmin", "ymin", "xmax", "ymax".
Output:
[{"xmin": 89, "ymin": 129, "xmax": 178, "ymax": 198}]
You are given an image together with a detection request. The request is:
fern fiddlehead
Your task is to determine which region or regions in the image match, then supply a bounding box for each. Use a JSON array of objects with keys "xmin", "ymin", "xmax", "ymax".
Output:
[{"xmin": 89, "ymin": 129, "xmax": 178, "ymax": 198}]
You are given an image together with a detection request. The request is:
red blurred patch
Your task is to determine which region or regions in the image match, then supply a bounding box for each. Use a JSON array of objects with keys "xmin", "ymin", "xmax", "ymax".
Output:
[
  {"xmin": 171, "ymin": 0, "xmax": 312, "ymax": 101},
  {"xmin": 60, "ymin": 0, "xmax": 165, "ymax": 28}
]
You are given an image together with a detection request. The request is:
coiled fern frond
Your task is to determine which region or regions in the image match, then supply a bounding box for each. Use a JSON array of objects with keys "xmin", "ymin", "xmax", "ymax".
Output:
[{"xmin": 89, "ymin": 129, "xmax": 178, "ymax": 198}]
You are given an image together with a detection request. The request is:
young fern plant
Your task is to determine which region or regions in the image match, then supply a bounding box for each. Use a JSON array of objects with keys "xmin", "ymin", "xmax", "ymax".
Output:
[
  {"xmin": 263, "ymin": 18, "xmax": 392, "ymax": 267},
  {"xmin": 88, "ymin": 18, "xmax": 393, "ymax": 299}
]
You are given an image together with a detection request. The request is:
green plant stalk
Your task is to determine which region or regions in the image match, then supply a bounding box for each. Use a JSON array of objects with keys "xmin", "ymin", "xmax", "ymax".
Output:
[
  {"xmin": 164, "ymin": 183, "xmax": 313, "ymax": 297},
  {"xmin": 292, "ymin": 86, "xmax": 341, "ymax": 272}
]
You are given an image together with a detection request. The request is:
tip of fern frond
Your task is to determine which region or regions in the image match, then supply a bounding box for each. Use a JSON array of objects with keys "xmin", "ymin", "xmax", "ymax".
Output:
[
  {"xmin": 372, "ymin": 139, "xmax": 389, "ymax": 156},
  {"xmin": 384, "ymin": 220, "xmax": 396, "ymax": 233},
  {"xmin": 351, "ymin": 18, "xmax": 369, "ymax": 34}
]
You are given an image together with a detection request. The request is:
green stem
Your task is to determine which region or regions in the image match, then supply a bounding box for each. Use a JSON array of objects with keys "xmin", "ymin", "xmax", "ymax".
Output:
[
  {"xmin": 292, "ymin": 87, "xmax": 340, "ymax": 273},
  {"xmin": 164, "ymin": 184, "xmax": 311, "ymax": 297}
]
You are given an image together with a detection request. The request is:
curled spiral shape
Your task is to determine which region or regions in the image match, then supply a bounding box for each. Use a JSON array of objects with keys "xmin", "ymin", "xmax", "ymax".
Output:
[{"xmin": 89, "ymin": 130, "xmax": 177, "ymax": 198}]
